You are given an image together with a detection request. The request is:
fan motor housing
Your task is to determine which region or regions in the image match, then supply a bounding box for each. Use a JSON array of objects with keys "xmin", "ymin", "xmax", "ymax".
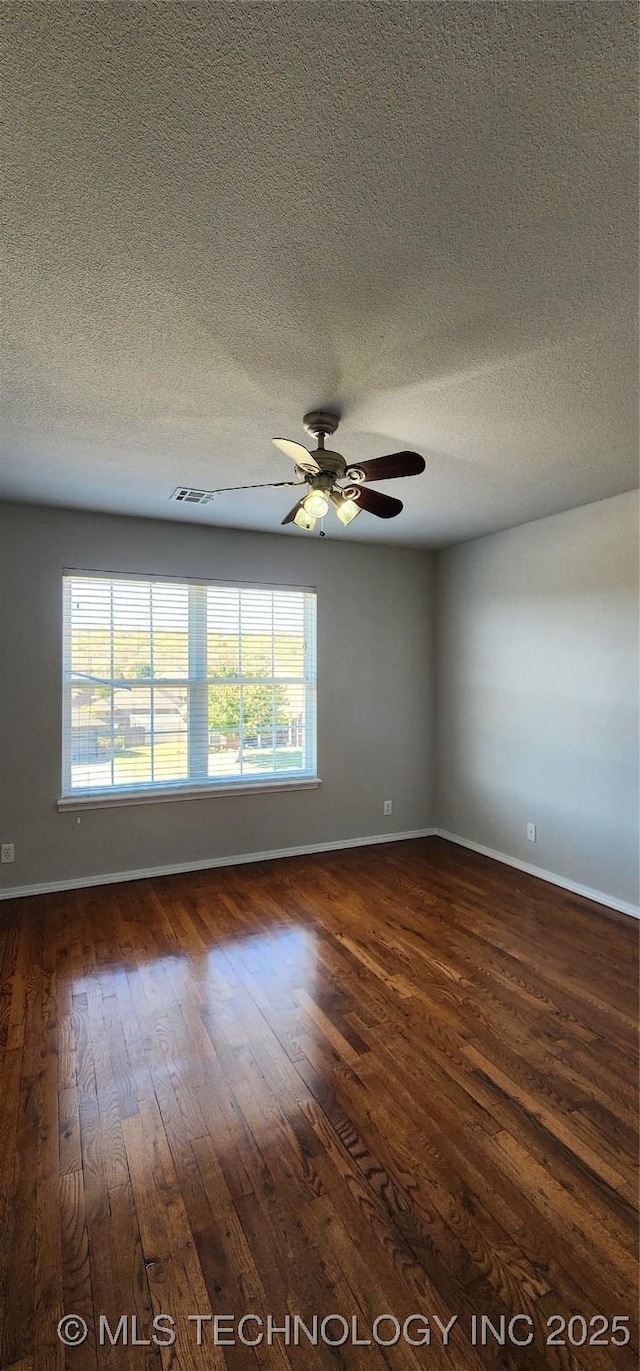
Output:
[{"xmin": 313, "ymin": 449, "xmax": 347, "ymax": 479}]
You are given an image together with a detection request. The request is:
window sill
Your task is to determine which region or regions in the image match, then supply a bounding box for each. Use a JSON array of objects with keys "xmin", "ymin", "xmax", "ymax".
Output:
[{"xmin": 57, "ymin": 777, "xmax": 322, "ymax": 812}]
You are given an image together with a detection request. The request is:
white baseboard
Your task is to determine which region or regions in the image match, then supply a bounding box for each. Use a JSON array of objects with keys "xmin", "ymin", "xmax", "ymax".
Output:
[
  {"xmin": 2, "ymin": 827, "xmax": 636, "ymax": 921},
  {"xmin": 434, "ymin": 828, "xmax": 640, "ymax": 920},
  {"xmin": 0, "ymin": 828, "xmax": 437, "ymax": 901}
]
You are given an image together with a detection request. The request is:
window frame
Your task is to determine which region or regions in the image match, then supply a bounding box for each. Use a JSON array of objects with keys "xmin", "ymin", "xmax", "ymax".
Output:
[{"xmin": 60, "ymin": 570, "xmax": 319, "ymax": 809}]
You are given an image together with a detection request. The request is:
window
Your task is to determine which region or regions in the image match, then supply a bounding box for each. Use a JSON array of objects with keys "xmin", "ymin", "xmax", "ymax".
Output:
[{"xmin": 62, "ymin": 572, "xmax": 317, "ymax": 802}]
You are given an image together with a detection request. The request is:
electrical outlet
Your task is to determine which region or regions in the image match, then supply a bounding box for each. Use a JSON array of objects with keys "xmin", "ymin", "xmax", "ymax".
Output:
[
  {"xmin": 1, "ymin": 843, "xmax": 15, "ymax": 863},
  {"xmin": 383, "ymin": 800, "xmax": 393, "ymax": 816},
  {"xmin": 526, "ymin": 823, "xmax": 536, "ymax": 843}
]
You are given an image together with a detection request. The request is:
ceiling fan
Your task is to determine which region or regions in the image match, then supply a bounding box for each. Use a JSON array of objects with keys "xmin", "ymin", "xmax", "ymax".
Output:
[{"xmin": 201, "ymin": 412, "xmax": 426, "ymax": 532}]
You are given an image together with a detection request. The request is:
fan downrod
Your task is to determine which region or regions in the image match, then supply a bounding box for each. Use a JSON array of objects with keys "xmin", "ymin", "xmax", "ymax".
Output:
[{"xmin": 303, "ymin": 411, "xmax": 340, "ymax": 443}]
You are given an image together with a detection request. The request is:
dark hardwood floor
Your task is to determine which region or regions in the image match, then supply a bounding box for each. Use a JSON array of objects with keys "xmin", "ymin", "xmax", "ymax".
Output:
[{"xmin": 0, "ymin": 837, "xmax": 637, "ymax": 1371}]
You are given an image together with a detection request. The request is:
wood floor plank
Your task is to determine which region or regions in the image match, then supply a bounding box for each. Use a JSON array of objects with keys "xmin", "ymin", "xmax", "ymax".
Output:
[
  {"xmin": 190, "ymin": 1133, "xmax": 293, "ymax": 1371},
  {"xmin": 2, "ymin": 1102, "xmax": 36, "ymax": 1365},
  {"xmin": 121, "ymin": 1096, "xmax": 225, "ymax": 1371},
  {"xmin": 0, "ymin": 838, "xmax": 637, "ymax": 1370},
  {"xmin": 59, "ymin": 1170, "xmax": 97, "ymax": 1371}
]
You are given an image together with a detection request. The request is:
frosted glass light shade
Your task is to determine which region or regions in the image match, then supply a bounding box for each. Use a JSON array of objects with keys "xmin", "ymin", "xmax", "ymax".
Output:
[
  {"xmin": 293, "ymin": 506, "xmax": 316, "ymax": 530},
  {"xmin": 303, "ymin": 491, "xmax": 330, "ymax": 518},
  {"xmin": 335, "ymin": 497, "xmax": 361, "ymax": 525}
]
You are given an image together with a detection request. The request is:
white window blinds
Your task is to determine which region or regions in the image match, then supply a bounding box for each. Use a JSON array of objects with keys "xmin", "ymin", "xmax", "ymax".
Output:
[{"xmin": 62, "ymin": 573, "xmax": 317, "ymax": 797}]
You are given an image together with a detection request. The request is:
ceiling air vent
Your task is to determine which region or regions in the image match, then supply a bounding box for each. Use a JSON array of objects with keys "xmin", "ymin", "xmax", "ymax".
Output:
[{"xmin": 170, "ymin": 487, "xmax": 219, "ymax": 506}]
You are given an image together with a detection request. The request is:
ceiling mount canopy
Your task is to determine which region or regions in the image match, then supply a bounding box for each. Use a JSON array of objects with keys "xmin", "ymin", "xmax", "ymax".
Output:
[{"xmin": 302, "ymin": 410, "xmax": 341, "ymax": 442}]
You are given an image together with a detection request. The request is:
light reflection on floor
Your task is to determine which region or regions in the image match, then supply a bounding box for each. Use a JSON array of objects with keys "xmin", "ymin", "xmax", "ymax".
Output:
[{"xmin": 84, "ymin": 920, "xmax": 319, "ymax": 1136}]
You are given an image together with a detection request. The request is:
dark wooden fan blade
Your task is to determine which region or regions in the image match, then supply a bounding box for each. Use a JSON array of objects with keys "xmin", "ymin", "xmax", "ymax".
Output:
[
  {"xmin": 281, "ymin": 499, "xmax": 304, "ymax": 525},
  {"xmin": 352, "ymin": 486, "xmax": 403, "ymax": 519},
  {"xmin": 352, "ymin": 451, "xmax": 425, "ymax": 482}
]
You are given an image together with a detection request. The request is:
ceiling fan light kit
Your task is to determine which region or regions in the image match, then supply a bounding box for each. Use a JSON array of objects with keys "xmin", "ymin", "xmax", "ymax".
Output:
[{"xmin": 192, "ymin": 411, "xmax": 426, "ymax": 535}]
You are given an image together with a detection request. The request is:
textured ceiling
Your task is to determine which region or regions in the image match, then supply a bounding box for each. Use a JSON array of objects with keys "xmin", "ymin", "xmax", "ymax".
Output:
[{"xmin": 1, "ymin": 2, "xmax": 638, "ymax": 547}]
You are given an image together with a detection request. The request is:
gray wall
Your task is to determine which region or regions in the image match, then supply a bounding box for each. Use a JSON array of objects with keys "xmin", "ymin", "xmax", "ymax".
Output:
[
  {"xmin": 435, "ymin": 491, "xmax": 639, "ymax": 908},
  {"xmin": 0, "ymin": 503, "xmax": 436, "ymax": 891},
  {"xmin": 2, "ymin": 493, "xmax": 638, "ymax": 909}
]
